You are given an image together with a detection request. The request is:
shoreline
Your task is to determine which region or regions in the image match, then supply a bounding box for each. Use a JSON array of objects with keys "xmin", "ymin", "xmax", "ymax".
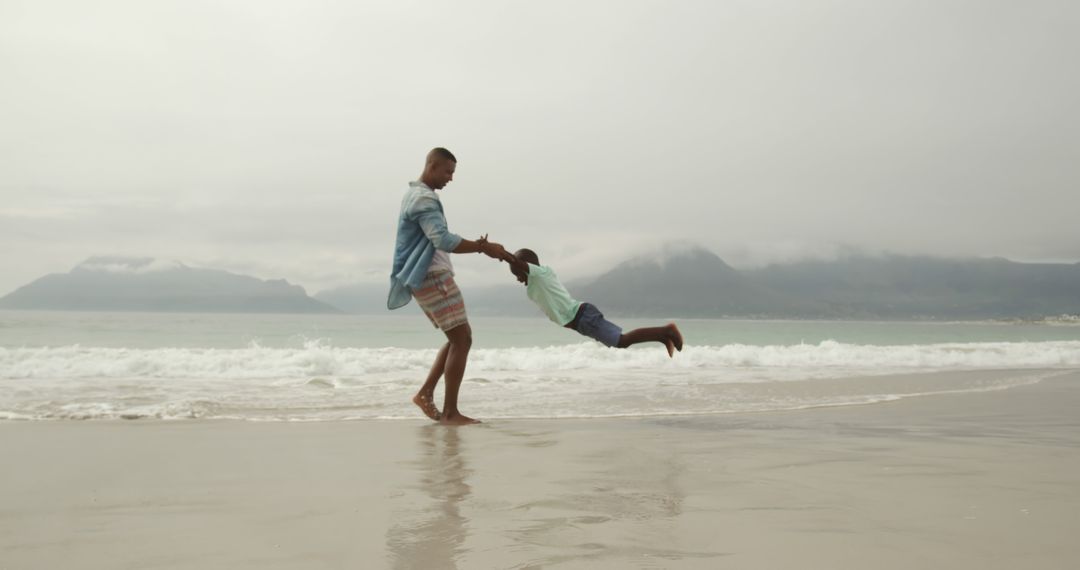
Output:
[
  {"xmin": 2, "ymin": 367, "xmax": 1072, "ymax": 423},
  {"xmin": 2, "ymin": 370, "xmax": 1078, "ymax": 568}
]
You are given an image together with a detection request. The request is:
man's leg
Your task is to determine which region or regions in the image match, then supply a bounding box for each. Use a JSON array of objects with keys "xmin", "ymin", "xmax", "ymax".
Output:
[
  {"xmin": 413, "ymin": 342, "xmax": 449, "ymax": 421},
  {"xmin": 439, "ymin": 322, "xmax": 480, "ymax": 425},
  {"xmin": 616, "ymin": 323, "xmax": 683, "ymax": 357}
]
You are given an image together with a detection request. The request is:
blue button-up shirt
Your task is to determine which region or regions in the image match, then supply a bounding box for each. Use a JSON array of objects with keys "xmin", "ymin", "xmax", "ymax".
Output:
[{"xmin": 387, "ymin": 181, "xmax": 463, "ymax": 309}]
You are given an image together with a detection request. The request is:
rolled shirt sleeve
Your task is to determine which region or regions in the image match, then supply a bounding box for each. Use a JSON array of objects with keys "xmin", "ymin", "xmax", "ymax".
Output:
[
  {"xmin": 411, "ymin": 195, "xmax": 463, "ymax": 252},
  {"xmin": 388, "ymin": 182, "xmax": 464, "ymax": 310}
]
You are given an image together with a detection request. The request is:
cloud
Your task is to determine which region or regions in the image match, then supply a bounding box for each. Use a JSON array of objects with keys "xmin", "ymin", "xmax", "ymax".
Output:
[
  {"xmin": 76, "ymin": 257, "xmax": 184, "ymax": 274},
  {"xmin": 1, "ymin": 0, "xmax": 1078, "ymax": 298},
  {"xmin": 0, "ymin": 207, "xmax": 82, "ymax": 221}
]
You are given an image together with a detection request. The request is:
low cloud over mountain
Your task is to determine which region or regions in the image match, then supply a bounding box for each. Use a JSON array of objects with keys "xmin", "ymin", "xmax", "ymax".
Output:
[
  {"xmin": 6, "ymin": 249, "xmax": 1079, "ymax": 319},
  {"xmin": 0, "ymin": 257, "xmax": 340, "ymax": 314}
]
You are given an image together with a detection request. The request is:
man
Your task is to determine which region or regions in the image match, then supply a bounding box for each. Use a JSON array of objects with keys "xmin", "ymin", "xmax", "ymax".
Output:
[{"xmin": 388, "ymin": 147, "xmax": 511, "ymax": 425}]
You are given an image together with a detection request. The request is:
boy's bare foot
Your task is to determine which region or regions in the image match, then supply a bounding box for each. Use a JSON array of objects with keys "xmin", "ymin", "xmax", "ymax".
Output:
[
  {"xmin": 664, "ymin": 339, "xmax": 675, "ymax": 358},
  {"xmin": 412, "ymin": 393, "xmax": 441, "ymax": 421},
  {"xmin": 439, "ymin": 412, "xmax": 481, "ymax": 426},
  {"xmin": 667, "ymin": 323, "xmax": 684, "ymax": 352}
]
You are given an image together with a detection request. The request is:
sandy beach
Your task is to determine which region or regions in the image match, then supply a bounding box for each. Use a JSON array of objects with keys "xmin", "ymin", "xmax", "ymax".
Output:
[{"xmin": 2, "ymin": 369, "xmax": 1079, "ymax": 569}]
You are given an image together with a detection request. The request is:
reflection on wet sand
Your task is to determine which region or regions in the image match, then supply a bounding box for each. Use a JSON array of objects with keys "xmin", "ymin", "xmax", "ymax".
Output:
[
  {"xmin": 498, "ymin": 424, "xmax": 726, "ymax": 567},
  {"xmin": 385, "ymin": 422, "xmax": 727, "ymax": 567},
  {"xmin": 386, "ymin": 425, "xmax": 471, "ymax": 570}
]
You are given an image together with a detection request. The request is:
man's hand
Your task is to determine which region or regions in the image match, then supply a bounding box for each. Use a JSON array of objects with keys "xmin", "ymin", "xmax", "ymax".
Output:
[
  {"xmin": 478, "ymin": 238, "xmax": 513, "ymax": 262},
  {"xmin": 475, "ymin": 234, "xmax": 511, "ymax": 262}
]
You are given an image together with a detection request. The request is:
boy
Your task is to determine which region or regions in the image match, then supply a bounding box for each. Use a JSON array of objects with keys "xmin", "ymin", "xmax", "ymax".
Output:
[{"xmin": 507, "ymin": 248, "xmax": 683, "ymax": 356}]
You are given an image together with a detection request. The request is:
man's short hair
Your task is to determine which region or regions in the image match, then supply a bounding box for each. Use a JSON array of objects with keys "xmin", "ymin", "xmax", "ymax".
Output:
[{"xmin": 428, "ymin": 147, "xmax": 457, "ymax": 164}]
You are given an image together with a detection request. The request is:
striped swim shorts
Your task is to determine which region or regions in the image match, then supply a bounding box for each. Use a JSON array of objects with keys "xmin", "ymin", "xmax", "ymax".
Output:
[{"xmin": 412, "ymin": 271, "xmax": 468, "ymax": 331}]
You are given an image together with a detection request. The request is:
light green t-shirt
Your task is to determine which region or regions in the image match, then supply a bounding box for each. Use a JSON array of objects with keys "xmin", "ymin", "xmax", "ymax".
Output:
[{"xmin": 525, "ymin": 264, "xmax": 582, "ymax": 326}]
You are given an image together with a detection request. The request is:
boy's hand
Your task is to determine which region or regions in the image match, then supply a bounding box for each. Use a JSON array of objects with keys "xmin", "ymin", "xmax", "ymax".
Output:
[
  {"xmin": 483, "ymin": 241, "xmax": 512, "ymax": 261},
  {"xmin": 476, "ymin": 235, "xmax": 513, "ymax": 261}
]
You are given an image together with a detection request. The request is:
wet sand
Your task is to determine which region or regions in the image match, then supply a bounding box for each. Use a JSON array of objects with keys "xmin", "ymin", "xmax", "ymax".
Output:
[{"xmin": 2, "ymin": 370, "xmax": 1079, "ymax": 569}]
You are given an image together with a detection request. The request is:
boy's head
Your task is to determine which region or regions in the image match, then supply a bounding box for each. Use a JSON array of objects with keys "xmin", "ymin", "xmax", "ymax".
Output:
[
  {"xmin": 511, "ymin": 248, "xmax": 539, "ymax": 284},
  {"xmin": 514, "ymin": 248, "xmax": 539, "ymax": 265}
]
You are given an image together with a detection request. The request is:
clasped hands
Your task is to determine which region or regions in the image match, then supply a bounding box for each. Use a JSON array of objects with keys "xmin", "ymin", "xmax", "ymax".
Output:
[{"xmin": 475, "ymin": 234, "xmax": 515, "ymax": 263}]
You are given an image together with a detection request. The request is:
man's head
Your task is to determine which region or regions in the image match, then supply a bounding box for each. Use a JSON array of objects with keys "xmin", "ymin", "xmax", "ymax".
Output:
[
  {"xmin": 511, "ymin": 248, "xmax": 539, "ymax": 284},
  {"xmin": 421, "ymin": 147, "xmax": 457, "ymax": 190}
]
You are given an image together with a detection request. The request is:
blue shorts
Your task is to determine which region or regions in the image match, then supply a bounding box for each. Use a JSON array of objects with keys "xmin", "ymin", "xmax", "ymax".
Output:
[{"xmin": 572, "ymin": 303, "xmax": 623, "ymax": 347}]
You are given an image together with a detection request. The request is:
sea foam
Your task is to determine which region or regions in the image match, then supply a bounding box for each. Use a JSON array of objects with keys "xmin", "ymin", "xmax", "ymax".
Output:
[
  {"xmin": 3, "ymin": 340, "xmax": 1079, "ymax": 380},
  {"xmin": 3, "ymin": 341, "xmax": 1077, "ymax": 421}
]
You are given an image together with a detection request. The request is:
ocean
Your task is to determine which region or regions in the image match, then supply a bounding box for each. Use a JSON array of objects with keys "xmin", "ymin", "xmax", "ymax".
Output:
[{"xmin": 2, "ymin": 310, "xmax": 1079, "ymax": 422}]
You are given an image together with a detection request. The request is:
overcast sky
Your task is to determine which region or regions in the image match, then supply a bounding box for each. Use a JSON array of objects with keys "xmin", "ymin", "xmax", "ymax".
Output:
[{"xmin": 2, "ymin": 0, "xmax": 1078, "ymax": 297}]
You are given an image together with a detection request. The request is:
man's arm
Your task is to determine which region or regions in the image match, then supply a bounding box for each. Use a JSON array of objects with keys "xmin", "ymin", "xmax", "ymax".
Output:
[
  {"xmin": 454, "ymin": 234, "xmax": 514, "ymax": 262},
  {"xmin": 412, "ymin": 197, "xmax": 510, "ymax": 261},
  {"xmin": 413, "ymin": 198, "xmax": 463, "ymax": 252}
]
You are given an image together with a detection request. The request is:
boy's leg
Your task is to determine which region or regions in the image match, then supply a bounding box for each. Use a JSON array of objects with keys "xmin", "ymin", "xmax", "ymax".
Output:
[
  {"xmin": 413, "ymin": 342, "xmax": 450, "ymax": 421},
  {"xmin": 616, "ymin": 323, "xmax": 684, "ymax": 357},
  {"xmin": 573, "ymin": 304, "xmax": 684, "ymax": 356}
]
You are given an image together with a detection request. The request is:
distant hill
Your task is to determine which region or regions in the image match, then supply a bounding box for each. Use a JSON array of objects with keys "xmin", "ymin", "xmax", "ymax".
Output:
[
  {"xmin": 319, "ymin": 247, "xmax": 1080, "ymax": 320},
  {"xmin": 576, "ymin": 249, "xmax": 1080, "ymax": 319},
  {"xmin": 313, "ymin": 282, "xmax": 388, "ymax": 315},
  {"xmin": 0, "ymin": 257, "xmax": 341, "ymax": 314},
  {"xmin": 314, "ymin": 279, "xmax": 535, "ymax": 316},
  {"xmin": 573, "ymin": 246, "xmax": 786, "ymax": 316},
  {"xmin": 10, "ymin": 250, "xmax": 1077, "ymax": 319},
  {"xmin": 744, "ymin": 255, "xmax": 1080, "ymax": 319}
]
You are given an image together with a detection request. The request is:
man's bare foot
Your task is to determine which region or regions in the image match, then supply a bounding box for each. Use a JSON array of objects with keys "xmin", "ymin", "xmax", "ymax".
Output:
[
  {"xmin": 667, "ymin": 323, "xmax": 684, "ymax": 352},
  {"xmin": 664, "ymin": 338, "xmax": 675, "ymax": 358},
  {"xmin": 412, "ymin": 393, "xmax": 441, "ymax": 421},
  {"xmin": 439, "ymin": 411, "xmax": 481, "ymax": 426}
]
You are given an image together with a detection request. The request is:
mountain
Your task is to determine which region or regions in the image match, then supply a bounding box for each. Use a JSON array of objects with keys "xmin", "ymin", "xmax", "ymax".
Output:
[
  {"xmin": 313, "ymin": 282, "xmax": 388, "ymax": 315},
  {"xmin": 315, "ymin": 249, "xmax": 1080, "ymax": 319},
  {"xmin": 0, "ymin": 257, "xmax": 341, "ymax": 314},
  {"xmin": 498, "ymin": 248, "xmax": 1078, "ymax": 320},
  {"xmin": 745, "ymin": 254, "xmax": 1080, "ymax": 319},
  {"xmin": 573, "ymin": 246, "xmax": 784, "ymax": 316},
  {"xmin": 15, "ymin": 249, "xmax": 1076, "ymax": 319},
  {"xmin": 314, "ymin": 280, "xmax": 536, "ymax": 316}
]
